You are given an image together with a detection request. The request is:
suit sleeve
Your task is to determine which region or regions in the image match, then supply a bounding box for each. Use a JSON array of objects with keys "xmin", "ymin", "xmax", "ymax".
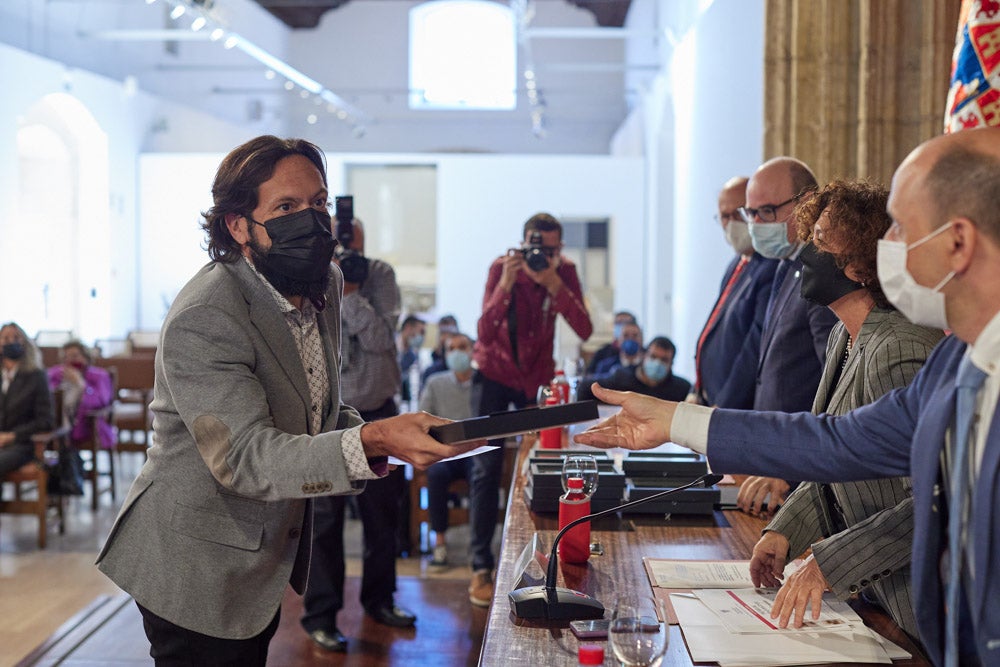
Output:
[
  {"xmin": 764, "ymin": 482, "xmax": 828, "ymax": 558},
  {"xmin": 712, "ymin": 265, "xmax": 775, "ymax": 409},
  {"xmin": 161, "ymin": 303, "xmax": 359, "ymax": 500}
]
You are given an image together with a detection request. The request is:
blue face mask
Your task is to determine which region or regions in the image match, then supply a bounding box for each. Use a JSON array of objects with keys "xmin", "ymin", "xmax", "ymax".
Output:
[
  {"xmin": 446, "ymin": 350, "xmax": 472, "ymax": 373},
  {"xmin": 642, "ymin": 357, "xmax": 669, "ymax": 384},
  {"xmin": 621, "ymin": 339, "xmax": 641, "ymax": 357},
  {"xmin": 748, "ymin": 220, "xmax": 795, "ymax": 259},
  {"xmin": 409, "ymin": 334, "xmax": 424, "ymax": 350}
]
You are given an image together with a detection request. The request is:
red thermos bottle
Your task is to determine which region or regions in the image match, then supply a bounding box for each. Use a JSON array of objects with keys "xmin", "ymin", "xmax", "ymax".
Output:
[{"xmin": 558, "ymin": 476, "xmax": 591, "ymax": 563}]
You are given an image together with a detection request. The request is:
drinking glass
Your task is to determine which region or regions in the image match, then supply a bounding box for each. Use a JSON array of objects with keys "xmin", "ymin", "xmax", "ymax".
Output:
[
  {"xmin": 561, "ymin": 454, "xmax": 599, "ymax": 496},
  {"xmin": 609, "ymin": 594, "xmax": 668, "ymax": 667}
]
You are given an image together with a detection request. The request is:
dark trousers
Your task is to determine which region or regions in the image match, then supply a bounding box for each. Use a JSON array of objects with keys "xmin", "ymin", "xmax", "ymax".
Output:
[
  {"xmin": 302, "ymin": 398, "xmax": 404, "ymax": 633},
  {"xmin": 469, "ymin": 375, "xmax": 531, "ymax": 572},
  {"xmin": 137, "ymin": 601, "xmax": 279, "ymax": 667},
  {"xmin": 426, "ymin": 457, "xmax": 473, "ymax": 534},
  {"xmin": 0, "ymin": 441, "xmax": 32, "ymax": 477}
]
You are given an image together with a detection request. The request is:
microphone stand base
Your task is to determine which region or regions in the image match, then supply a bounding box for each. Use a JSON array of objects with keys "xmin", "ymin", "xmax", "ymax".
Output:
[{"xmin": 508, "ymin": 585, "xmax": 605, "ymax": 621}]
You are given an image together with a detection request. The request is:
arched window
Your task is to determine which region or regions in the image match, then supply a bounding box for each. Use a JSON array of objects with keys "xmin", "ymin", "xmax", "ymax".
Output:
[{"xmin": 409, "ymin": 0, "xmax": 517, "ymax": 110}]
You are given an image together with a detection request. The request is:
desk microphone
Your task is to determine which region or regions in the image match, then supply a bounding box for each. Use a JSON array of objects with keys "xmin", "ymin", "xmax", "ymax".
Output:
[{"xmin": 508, "ymin": 472, "xmax": 723, "ymax": 621}]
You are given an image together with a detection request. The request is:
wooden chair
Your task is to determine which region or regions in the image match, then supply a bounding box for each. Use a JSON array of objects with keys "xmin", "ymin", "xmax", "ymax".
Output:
[
  {"xmin": 0, "ymin": 391, "xmax": 68, "ymax": 549},
  {"xmin": 409, "ymin": 469, "xmax": 470, "ymax": 555},
  {"xmin": 126, "ymin": 330, "xmax": 159, "ymax": 357},
  {"xmin": 94, "ymin": 356, "xmax": 155, "ymax": 460},
  {"xmin": 407, "ymin": 439, "xmax": 518, "ymax": 554}
]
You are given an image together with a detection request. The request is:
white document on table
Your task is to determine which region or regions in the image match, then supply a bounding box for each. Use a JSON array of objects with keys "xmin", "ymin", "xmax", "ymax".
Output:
[
  {"xmin": 671, "ymin": 594, "xmax": 906, "ymax": 666},
  {"xmin": 648, "ymin": 559, "xmax": 757, "ymax": 588},
  {"xmin": 692, "ymin": 588, "xmax": 859, "ymax": 635}
]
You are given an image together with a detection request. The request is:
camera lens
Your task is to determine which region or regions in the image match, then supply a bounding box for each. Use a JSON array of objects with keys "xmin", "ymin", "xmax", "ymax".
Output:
[{"xmin": 524, "ymin": 248, "xmax": 549, "ymax": 272}]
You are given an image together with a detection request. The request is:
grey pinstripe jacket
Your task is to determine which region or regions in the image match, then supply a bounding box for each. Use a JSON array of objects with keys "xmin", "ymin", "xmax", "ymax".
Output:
[{"xmin": 765, "ymin": 307, "xmax": 943, "ymax": 640}]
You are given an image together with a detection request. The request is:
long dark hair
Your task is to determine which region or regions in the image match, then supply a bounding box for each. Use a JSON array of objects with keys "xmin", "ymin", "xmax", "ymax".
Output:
[{"xmin": 201, "ymin": 136, "xmax": 327, "ymax": 262}]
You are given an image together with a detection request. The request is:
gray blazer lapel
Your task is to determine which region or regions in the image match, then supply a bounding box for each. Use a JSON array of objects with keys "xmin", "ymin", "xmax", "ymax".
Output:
[
  {"xmin": 813, "ymin": 323, "xmax": 847, "ymax": 413},
  {"xmin": 230, "ymin": 261, "xmax": 312, "ymax": 409}
]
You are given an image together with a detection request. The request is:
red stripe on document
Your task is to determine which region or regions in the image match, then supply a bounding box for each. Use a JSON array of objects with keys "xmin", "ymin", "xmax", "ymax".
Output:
[{"xmin": 726, "ymin": 590, "xmax": 778, "ymax": 630}]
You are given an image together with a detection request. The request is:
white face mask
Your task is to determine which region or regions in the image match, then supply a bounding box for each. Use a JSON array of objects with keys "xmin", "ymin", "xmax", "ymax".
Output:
[
  {"xmin": 724, "ymin": 220, "xmax": 754, "ymax": 255},
  {"xmin": 876, "ymin": 222, "xmax": 955, "ymax": 329}
]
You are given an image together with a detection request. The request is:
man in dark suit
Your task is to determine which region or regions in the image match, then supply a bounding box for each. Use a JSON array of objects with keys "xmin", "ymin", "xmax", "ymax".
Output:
[
  {"xmin": 736, "ymin": 158, "xmax": 837, "ymax": 511},
  {"xmin": 690, "ymin": 176, "xmax": 778, "ymax": 409},
  {"xmin": 576, "ymin": 126, "xmax": 1000, "ymax": 667}
]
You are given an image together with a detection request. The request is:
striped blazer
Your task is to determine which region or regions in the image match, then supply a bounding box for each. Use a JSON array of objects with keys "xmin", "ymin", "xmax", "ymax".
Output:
[{"xmin": 765, "ymin": 307, "xmax": 943, "ymax": 640}]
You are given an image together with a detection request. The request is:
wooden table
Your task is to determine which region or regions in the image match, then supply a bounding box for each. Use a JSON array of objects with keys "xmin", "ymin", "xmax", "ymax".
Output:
[{"xmin": 478, "ymin": 439, "xmax": 929, "ymax": 666}]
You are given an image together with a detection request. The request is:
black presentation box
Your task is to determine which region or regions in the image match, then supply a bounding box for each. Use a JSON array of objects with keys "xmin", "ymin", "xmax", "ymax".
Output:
[
  {"xmin": 523, "ymin": 484, "xmax": 625, "ymax": 514},
  {"xmin": 429, "ymin": 400, "xmax": 600, "ymax": 445},
  {"xmin": 621, "ymin": 452, "xmax": 709, "ymax": 479},
  {"xmin": 526, "ymin": 462, "xmax": 625, "ymax": 490},
  {"xmin": 622, "ymin": 479, "xmax": 720, "ymax": 515}
]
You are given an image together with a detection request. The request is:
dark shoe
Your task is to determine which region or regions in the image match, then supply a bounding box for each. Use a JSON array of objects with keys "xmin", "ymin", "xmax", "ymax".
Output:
[
  {"xmin": 309, "ymin": 628, "xmax": 348, "ymax": 652},
  {"xmin": 367, "ymin": 604, "xmax": 416, "ymax": 627}
]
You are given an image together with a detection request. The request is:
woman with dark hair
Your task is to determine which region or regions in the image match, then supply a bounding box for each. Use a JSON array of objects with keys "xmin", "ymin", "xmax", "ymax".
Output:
[
  {"xmin": 745, "ymin": 179, "xmax": 944, "ymax": 642},
  {"xmin": 0, "ymin": 322, "xmax": 54, "ymax": 477}
]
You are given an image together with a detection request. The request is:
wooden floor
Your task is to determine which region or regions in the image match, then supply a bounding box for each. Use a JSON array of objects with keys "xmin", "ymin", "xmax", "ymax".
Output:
[{"xmin": 1, "ymin": 455, "xmax": 490, "ymax": 667}]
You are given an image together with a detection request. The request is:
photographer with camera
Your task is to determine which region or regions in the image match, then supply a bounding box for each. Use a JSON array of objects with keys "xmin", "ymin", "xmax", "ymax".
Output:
[
  {"xmin": 467, "ymin": 212, "xmax": 593, "ymax": 607},
  {"xmin": 302, "ymin": 197, "xmax": 416, "ymax": 654}
]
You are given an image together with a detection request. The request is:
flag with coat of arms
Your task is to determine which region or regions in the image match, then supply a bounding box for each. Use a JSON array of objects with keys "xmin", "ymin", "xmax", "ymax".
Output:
[{"xmin": 945, "ymin": 0, "xmax": 1000, "ymax": 132}]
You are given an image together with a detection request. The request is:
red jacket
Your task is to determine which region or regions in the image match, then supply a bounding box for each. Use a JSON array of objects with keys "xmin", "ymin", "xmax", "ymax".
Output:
[{"xmin": 473, "ymin": 256, "xmax": 592, "ymax": 398}]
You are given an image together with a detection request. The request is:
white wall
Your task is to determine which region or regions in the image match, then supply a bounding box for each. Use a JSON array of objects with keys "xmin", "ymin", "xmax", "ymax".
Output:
[
  {"xmin": 137, "ymin": 152, "xmax": 644, "ymax": 346},
  {"xmin": 612, "ymin": 0, "xmax": 765, "ymax": 381}
]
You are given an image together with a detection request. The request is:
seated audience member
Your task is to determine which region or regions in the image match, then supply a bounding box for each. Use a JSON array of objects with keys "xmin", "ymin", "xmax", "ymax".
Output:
[
  {"xmin": 421, "ymin": 314, "xmax": 459, "ymax": 385},
  {"xmin": 689, "ymin": 176, "xmax": 778, "ymax": 408},
  {"xmin": 398, "ymin": 314, "xmax": 426, "ymax": 403},
  {"xmin": 590, "ymin": 321, "xmax": 643, "ymax": 377},
  {"xmin": 0, "ymin": 322, "xmax": 54, "ymax": 478},
  {"xmin": 745, "ymin": 179, "xmax": 943, "ymax": 642},
  {"xmin": 578, "ymin": 336, "xmax": 690, "ymax": 402},
  {"xmin": 418, "ymin": 332, "xmax": 478, "ymax": 570},
  {"xmin": 46, "ymin": 339, "xmax": 115, "ymax": 495},
  {"xmin": 586, "ymin": 310, "xmax": 637, "ymax": 373}
]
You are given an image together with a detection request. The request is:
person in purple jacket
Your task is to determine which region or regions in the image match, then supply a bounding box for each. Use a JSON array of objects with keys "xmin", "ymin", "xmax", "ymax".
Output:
[{"xmin": 47, "ymin": 340, "xmax": 114, "ymax": 493}]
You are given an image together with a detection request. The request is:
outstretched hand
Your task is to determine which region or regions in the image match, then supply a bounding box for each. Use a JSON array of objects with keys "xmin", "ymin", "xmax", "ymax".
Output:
[
  {"xmin": 360, "ymin": 412, "xmax": 484, "ymax": 470},
  {"xmin": 572, "ymin": 384, "xmax": 677, "ymax": 450}
]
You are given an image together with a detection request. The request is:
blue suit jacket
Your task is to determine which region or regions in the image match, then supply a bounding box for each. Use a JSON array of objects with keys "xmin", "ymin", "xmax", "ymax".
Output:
[
  {"xmin": 696, "ymin": 253, "xmax": 778, "ymax": 408},
  {"xmin": 753, "ymin": 257, "xmax": 837, "ymax": 411},
  {"xmin": 708, "ymin": 335, "xmax": 999, "ymax": 666}
]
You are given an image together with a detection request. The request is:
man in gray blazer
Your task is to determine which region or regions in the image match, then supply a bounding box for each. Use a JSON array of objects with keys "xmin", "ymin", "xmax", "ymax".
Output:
[{"xmin": 96, "ymin": 136, "xmax": 475, "ymax": 665}]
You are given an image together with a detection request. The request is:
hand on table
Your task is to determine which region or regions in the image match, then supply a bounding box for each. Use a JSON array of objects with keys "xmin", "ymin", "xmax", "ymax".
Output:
[
  {"xmin": 770, "ymin": 554, "xmax": 830, "ymax": 629},
  {"xmin": 749, "ymin": 531, "xmax": 789, "ymax": 588}
]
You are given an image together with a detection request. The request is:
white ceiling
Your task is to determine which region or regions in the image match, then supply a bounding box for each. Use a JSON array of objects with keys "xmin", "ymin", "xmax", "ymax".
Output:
[{"xmin": 0, "ymin": 0, "xmax": 661, "ymax": 153}]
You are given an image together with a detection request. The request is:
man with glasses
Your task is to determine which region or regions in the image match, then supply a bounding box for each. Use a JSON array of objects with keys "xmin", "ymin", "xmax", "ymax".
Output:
[
  {"xmin": 468, "ymin": 212, "xmax": 593, "ymax": 607},
  {"xmin": 689, "ymin": 176, "xmax": 779, "ymax": 409},
  {"xmin": 734, "ymin": 158, "xmax": 837, "ymax": 516}
]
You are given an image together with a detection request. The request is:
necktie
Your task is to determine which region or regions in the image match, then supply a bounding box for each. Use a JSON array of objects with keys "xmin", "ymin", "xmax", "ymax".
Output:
[
  {"xmin": 944, "ymin": 355, "xmax": 988, "ymax": 667},
  {"xmin": 694, "ymin": 256, "xmax": 748, "ymax": 395}
]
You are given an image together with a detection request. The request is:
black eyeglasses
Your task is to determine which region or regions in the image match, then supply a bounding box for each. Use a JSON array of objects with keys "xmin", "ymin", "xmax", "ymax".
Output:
[{"xmin": 738, "ymin": 193, "xmax": 803, "ymax": 224}]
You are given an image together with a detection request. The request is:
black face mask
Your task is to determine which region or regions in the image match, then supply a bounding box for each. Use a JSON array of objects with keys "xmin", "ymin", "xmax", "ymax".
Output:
[
  {"xmin": 1, "ymin": 342, "xmax": 25, "ymax": 360},
  {"xmin": 247, "ymin": 208, "xmax": 335, "ymax": 305},
  {"xmin": 799, "ymin": 242, "xmax": 864, "ymax": 307}
]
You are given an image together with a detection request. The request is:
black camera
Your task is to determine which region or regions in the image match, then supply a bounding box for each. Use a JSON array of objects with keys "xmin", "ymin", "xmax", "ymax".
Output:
[
  {"xmin": 333, "ymin": 195, "xmax": 369, "ymax": 284},
  {"xmin": 520, "ymin": 231, "xmax": 550, "ymax": 272}
]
